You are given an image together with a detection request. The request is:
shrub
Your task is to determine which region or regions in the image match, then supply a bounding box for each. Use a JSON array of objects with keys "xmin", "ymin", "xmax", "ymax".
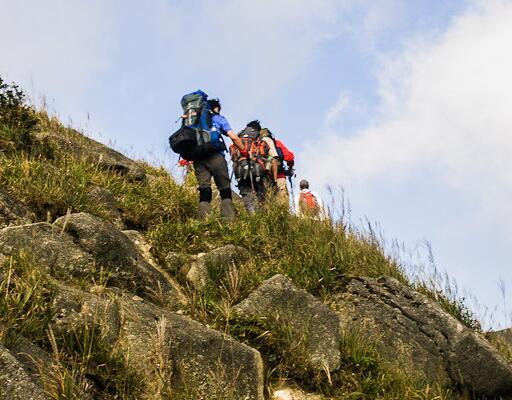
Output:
[{"xmin": 0, "ymin": 76, "xmax": 37, "ymax": 150}]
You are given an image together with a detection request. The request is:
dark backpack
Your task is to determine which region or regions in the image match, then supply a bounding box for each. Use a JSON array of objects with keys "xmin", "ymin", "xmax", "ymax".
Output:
[
  {"xmin": 230, "ymin": 127, "xmax": 270, "ymax": 182},
  {"xmin": 169, "ymin": 90, "xmax": 226, "ymax": 161}
]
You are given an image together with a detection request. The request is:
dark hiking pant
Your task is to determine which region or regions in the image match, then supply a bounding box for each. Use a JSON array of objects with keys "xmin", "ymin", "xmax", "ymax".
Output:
[
  {"xmin": 238, "ymin": 177, "xmax": 268, "ymax": 214},
  {"xmin": 194, "ymin": 152, "xmax": 234, "ymax": 221}
]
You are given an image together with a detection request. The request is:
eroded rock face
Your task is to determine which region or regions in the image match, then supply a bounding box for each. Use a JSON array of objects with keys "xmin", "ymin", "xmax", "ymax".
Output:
[
  {"xmin": 36, "ymin": 130, "xmax": 146, "ymax": 182},
  {"xmin": 54, "ymin": 212, "xmax": 186, "ymax": 309},
  {"xmin": 332, "ymin": 276, "xmax": 512, "ymax": 398},
  {"xmin": 0, "ymin": 188, "xmax": 34, "ymax": 229},
  {"xmin": 233, "ymin": 274, "xmax": 341, "ymax": 372},
  {"xmin": 51, "ymin": 283, "xmax": 265, "ymax": 400},
  {"xmin": 0, "ymin": 222, "xmax": 95, "ymax": 278},
  {"xmin": 0, "ymin": 344, "xmax": 49, "ymax": 400}
]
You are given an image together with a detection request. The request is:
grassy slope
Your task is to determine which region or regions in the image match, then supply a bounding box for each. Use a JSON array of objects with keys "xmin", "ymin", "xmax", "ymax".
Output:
[{"xmin": 0, "ymin": 82, "xmax": 483, "ymax": 399}]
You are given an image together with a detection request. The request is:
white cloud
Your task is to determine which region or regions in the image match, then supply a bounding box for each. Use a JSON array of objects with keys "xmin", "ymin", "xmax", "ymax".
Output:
[
  {"xmin": 303, "ymin": 0, "xmax": 512, "ymax": 236},
  {"xmin": 324, "ymin": 92, "xmax": 350, "ymax": 126}
]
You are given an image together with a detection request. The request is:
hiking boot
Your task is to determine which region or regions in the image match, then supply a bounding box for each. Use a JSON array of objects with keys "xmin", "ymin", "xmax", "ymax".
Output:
[
  {"xmin": 198, "ymin": 201, "xmax": 211, "ymax": 220},
  {"xmin": 220, "ymin": 198, "xmax": 235, "ymax": 222}
]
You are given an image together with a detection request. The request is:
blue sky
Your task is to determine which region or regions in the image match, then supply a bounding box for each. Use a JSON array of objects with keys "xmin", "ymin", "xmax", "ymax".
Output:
[{"xmin": 2, "ymin": 0, "xmax": 511, "ymax": 328}]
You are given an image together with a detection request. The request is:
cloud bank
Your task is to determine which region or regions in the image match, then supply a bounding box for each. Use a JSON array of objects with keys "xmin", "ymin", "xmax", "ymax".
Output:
[{"xmin": 304, "ymin": 0, "xmax": 512, "ymax": 236}]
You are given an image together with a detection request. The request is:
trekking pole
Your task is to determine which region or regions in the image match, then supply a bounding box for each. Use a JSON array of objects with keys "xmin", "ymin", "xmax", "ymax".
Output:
[{"xmin": 288, "ymin": 169, "xmax": 296, "ymax": 211}]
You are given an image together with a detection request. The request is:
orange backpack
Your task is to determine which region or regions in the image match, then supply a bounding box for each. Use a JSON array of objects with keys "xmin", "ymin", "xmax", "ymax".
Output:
[
  {"xmin": 299, "ymin": 191, "xmax": 319, "ymax": 215},
  {"xmin": 230, "ymin": 127, "xmax": 270, "ymax": 182}
]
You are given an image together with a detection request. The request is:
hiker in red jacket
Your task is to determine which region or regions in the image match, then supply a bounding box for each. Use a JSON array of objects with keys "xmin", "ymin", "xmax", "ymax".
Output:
[{"xmin": 259, "ymin": 128, "xmax": 295, "ymax": 200}]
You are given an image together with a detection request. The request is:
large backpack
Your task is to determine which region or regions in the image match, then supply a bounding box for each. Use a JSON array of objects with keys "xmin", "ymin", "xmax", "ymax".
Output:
[
  {"xmin": 260, "ymin": 128, "xmax": 285, "ymax": 175},
  {"xmin": 230, "ymin": 127, "xmax": 270, "ymax": 183},
  {"xmin": 169, "ymin": 90, "xmax": 226, "ymax": 161},
  {"xmin": 299, "ymin": 190, "xmax": 320, "ymax": 216}
]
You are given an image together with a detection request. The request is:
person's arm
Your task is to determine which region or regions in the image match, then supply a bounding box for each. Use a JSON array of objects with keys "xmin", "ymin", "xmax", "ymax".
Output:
[
  {"xmin": 226, "ymin": 130, "xmax": 245, "ymax": 152},
  {"xmin": 279, "ymin": 141, "xmax": 295, "ymax": 163},
  {"xmin": 271, "ymin": 158, "xmax": 278, "ymax": 181}
]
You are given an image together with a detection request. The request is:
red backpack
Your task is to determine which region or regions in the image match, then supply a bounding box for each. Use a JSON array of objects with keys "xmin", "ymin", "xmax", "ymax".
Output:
[{"xmin": 299, "ymin": 191, "xmax": 319, "ymax": 215}]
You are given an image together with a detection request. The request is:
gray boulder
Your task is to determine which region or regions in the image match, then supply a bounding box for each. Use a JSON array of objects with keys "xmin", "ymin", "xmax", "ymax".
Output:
[
  {"xmin": 332, "ymin": 276, "xmax": 512, "ymax": 398},
  {"xmin": 8, "ymin": 336, "xmax": 53, "ymax": 383},
  {"xmin": 54, "ymin": 212, "xmax": 186, "ymax": 309},
  {"xmin": 36, "ymin": 129, "xmax": 145, "ymax": 182},
  {"xmin": 233, "ymin": 274, "xmax": 341, "ymax": 372},
  {"xmin": 186, "ymin": 245, "xmax": 249, "ymax": 290},
  {"xmin": 0, "ymin": 222, "xmax": 95, "ymax": 278},
  {"xmin": 0, "ymin": 188, "xmax": 34, "ymax": 229},
  {"xmin": 51, "ymin": 283, "xmax": 265, "ymax": 400},
  {"xmin": 0, "ymin": 344, "xmax": 49, "ymax": 400}
]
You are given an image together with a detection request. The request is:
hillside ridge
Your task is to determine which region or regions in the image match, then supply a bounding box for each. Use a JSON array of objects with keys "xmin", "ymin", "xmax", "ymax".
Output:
[{"xmin": 1, "ymin": 80, "xmax": 511, "ymax": 399}]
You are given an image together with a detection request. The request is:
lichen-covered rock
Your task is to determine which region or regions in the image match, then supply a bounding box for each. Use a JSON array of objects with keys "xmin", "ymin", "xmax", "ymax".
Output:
[
  {"xmin": 36, "ymin": 129, "xmax": 146, "ymax": 182},
  {"xmin": 86, "ymin": 186, "xmax": 125, "ymax": 229},
  {"xmin": 54, "ymin": 213, "xmax": 186, "ymax": 309},
  {"xmin": 52, "ymin": 283, "xmax": 122, "ymax": 345},
  {"xmin": 186, "ymin": 245, "xmax": 249, "ymax": 290},
  {"xmin": 233, "ymin": 274, "xmax": 341, "ymax": 372},
  {"xmin": 0, "ymin": 344, "xmax": 49, "ymax": 400},
  {"xmin": 332, "ymin": 276, "xmax": 512, "ymax": 398},
  {"xmin": 122, "ymin": 230, "xmax": 157, "ymax": 267},
  {"xmin": 120, "ymin": 297, "xmax": 264, "ymax": 400},
  {"xmin": 272, "ymin": 386, "xmax": 322, "ymax": 400},
  {"xmin": 0, "ymin": 188, "xmax": 34, "ymax": 229},
  {"xmin": 8, "ymin": 336, "xmax": 53, "ymax": 382},
  {"xmin": 51, "ymin": 283, "xmax": 265, "ymax": 400},
  {"xmin": 0, "ymin": 222, "xmax": 95, "ymax": 278}
]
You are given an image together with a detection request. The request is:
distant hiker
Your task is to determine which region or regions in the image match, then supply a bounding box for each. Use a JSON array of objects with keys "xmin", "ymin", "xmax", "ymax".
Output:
[
  {"xmin": 169, "ymin": 91, "xmax": 245, "ymax": 221},
  {"xmin": 294, "ymin": 179, "xmax": 326, "ymax": 220},
  {"xmin": 260, "ymin": 128, "xmax": 295, "ymax": 200},
  {"xmin": 230, "ymin": 120, "xmax": 278, "ymax": 213}
]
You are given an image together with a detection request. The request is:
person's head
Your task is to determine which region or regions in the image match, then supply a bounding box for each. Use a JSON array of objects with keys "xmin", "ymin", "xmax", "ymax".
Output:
[
  {"xmin": 299, "ymin": 179, "xmax": 309, "ymax": 190},
  {"xmin": 246, "ymin": 120, "xmax": 261, "ymax": 131},
  {"xmin": 208, "ymin": 98, "xmax": 221, "ymax": 114}
]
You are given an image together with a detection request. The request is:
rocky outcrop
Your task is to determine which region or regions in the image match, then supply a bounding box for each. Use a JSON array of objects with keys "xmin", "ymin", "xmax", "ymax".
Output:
[
  {"xmin": 36, "ymin": 129, "xmax": 146, "ymax": 182},
  {"xmin": 0, "ymin": 222, "xmax": 95, "ymax": 278},
  {"xmin": 0, "ymin": 188, "xmax": 34, "ymax": 229},
  {"xmin": 332, "ymin": 276, "xmax": 512, "ymax": 398},
  {"xmin": 51, "ymin": 283, "xmax": 265, "ymax": 400},
  {"xmin": 0, "ymin": 344, "xmax": 49, "ymax": 400},
  {"xmin": 54, "ymin": 212, "xmax": 186, "ymax": 309},
  {"xmin": 186, "ymin": 245, "xmax": 249, "ymax": 290},
  {"xmin": 234, "ymin": 274, "xmax": 341, "ymax": 372},
  {"xmin": 0, "ymin": 216, "xmax": 186, "ymax": 310}
]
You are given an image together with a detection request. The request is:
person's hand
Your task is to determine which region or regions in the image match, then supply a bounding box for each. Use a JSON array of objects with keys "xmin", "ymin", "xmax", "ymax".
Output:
[{"xmin": 240, "ymin": 149, "xmax": 249, "ymax": 158}]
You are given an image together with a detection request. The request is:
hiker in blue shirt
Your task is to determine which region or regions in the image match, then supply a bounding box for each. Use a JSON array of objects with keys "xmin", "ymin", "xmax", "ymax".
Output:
[{"xmin": 194, "ymin": 98, "xmax": 245, "ymax": 221}]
